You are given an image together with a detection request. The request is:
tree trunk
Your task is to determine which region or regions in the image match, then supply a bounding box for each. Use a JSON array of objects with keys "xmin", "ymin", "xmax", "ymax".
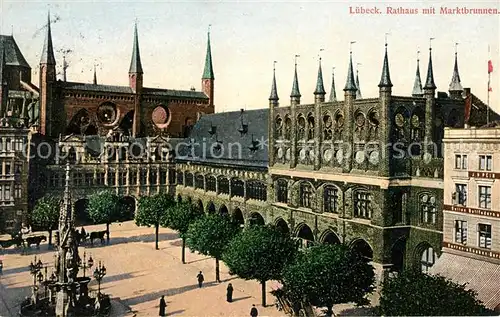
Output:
[
  {"xmin": 48, "ymin": 229, "xmax": 52, "ymax": 246},
  {"xmin": 155, "ymin": 224, "xmax": 159, "ymax": 250},
  {"xmin": 326, "ymin": 305, "xmax": 334, "ymax": 317},
  {"xmin": 181, "ymin": 238, "xmax": 186, "ymax": 264},
  {"xmin": 215, "ymin": 257, "xmax": 220, "ymax": 282},
  {"xmin": 261, "ymin": 280, "xmax": 267, "ymax": 307},
  {"xmin": 106, "ymin": 222, "xmax": 110, "ymax": 244}
]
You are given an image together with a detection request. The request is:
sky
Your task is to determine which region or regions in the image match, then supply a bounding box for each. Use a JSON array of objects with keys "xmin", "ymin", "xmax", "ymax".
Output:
[{"xmin": 0, "ymin": 0, "xmax": 499, "ymax": 113}]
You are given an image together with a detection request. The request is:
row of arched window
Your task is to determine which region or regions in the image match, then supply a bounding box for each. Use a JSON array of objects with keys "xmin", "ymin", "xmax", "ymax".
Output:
[{"xmin": 179, "ymin": 171, "xmax": 267, "ymax": 201}]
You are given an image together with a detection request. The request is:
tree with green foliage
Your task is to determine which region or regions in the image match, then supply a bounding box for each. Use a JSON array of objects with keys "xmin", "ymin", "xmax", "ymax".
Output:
[
  {"xmin": 223, "ymin": 225, "xmax": 298, "ymax": 306},
  {"xmin": 31, "ymin": 195, "xmax": 61, "ymax": 246},
  {"xmin": 379, "ymin": 269, "xmax": 494, "ymax": 316},
  {"xmin": 186, "ymin": 214, "xmax": 240, "ymax": 282},
  {"xmin": 87, "ymin": 191, "xmax": 124, "ymax": 243},
  {"xmin": 282, "ymin": 244, "xmax": 374, "ymax": 316},
  {"xmin": 135, "ymin": 194, "xmax": 173, "ymax": 250},
  {"xmin": 162, "ymin": 201, "xmax": 201, "ymax": 264}
]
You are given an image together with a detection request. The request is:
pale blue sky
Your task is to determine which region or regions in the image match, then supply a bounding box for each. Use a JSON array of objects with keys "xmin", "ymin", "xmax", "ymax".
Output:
[{"xmin": 1, "ymin": 0, "xmax": 499, "ymax": 113}]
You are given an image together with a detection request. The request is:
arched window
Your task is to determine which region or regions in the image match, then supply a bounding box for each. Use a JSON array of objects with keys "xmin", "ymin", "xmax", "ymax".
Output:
[
  {"xmin": 206, "ymin": 175, "xmax": 216, "ymax": 192},
  {"xmin": 185, "ymin": 172, "xmax": 194, "ymax": 187},
  {"xmin": 195, "ymin": 174, "xmax": 204, "ymax": 190},
  {"xmin": 324, "ymin": 186, "xmax": 339, "ymax": 213},
  {"xmin": 297, "ymin": 115, "xmax": 306, "ymax": 140},
  {"xmin": 247, "ymin": 181, "xmax": 267, "ymax": 201},
  {"xmin": 354, "ymin": 191, "xmax": 372, "ymax": 219},
  {"xmin": 307, "ymin": 114, "xmax": 315, "ymax": 140},
  {"xmin": 231, "ymin": 179, "xmax": 244, "ymax": 197},
  {"xmin": 299, "ymin": 182, "xmax": 313, "ymax": 208},
  {"xmin": 176, "ymin": 171, "xmax": 184, "ymax": 185},
  {"xmin": 218, "ymin": 177, "xmax": 229, "ymax": 194},
  {"xmin": 284, "ymin": 116, "xmax": 292, "ymax": 140},
  {"xmin": 334, "ymin": 112, "xmax": 344, "ymax": 139},
  {"xmin": 420, "ymin": 194, "xmax": 437, "ymax": 224},
  {"xmin": 276, "ymin": 179, "xmax": 288, "ymax": 203},
  {"xmin": 420, "ymin": 246, "xmax": 437, "ymax": 272},
  {"xmin": 275, "ymin": 116, "xmax": 283, "ymax": 139},
  {"xmin": 323, "ymin": 114, "xmax": 333, "ymax": 140}
]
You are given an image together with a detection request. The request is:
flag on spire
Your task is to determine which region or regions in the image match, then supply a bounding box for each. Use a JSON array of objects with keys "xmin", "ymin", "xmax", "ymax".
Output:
[
  {"xmin": 488, "ymin": 60, "xmax": 493, "ymax": 74},
  {"xmin": 488, "ymin": 45, "xmax": 493, "ymax": 92}
]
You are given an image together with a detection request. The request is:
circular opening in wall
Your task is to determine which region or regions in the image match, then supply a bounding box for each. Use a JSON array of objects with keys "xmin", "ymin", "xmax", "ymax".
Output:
[
  {"xmin": 97, "ymin": 102, "xmax": 117, "ymax": 125},
  {"xmin": 152, "ymin": 105, "xmax": 171, "ymax": 127}
]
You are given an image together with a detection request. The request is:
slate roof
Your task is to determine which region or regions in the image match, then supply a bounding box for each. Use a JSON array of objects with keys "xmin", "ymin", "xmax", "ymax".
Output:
[
  {"xmin": 177, "ymin": 109, "xmax": 268, "ymax": 169},
  {"xmin": 142, "ymin": 87, "xmax": 208, "ymax": 99},
  {"xmin": 58, "ymin": 82, "xmax": 208, "ymax": 100},
  {"xmin": 59, "ymin": 81, "xmax": 133, "ymax": 94},
  {"xmin": 0, "ymin": 35, "xmax": 30, "ymax": 68}
]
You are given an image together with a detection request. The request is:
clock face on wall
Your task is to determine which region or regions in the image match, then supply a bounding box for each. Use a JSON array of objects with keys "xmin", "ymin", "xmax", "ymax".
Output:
[
  {"xmin": 97, "ymin": 103, "xmax": 117, "ymax": 124},
  {"xmin": 411, "ymin": 114, "xmax": 420, "ymax": 128}
]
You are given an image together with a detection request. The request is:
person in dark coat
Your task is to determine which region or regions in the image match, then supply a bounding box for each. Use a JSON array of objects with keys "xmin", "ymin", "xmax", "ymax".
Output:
[
  {"xmin": 226, "ymin": 283, "xmax": 234, "ymax": 302},
  {"xmin": 159, "ymin": 295, "xmax": 166, "ymax": 317},
  {"xmin": 197, "ymin": 271, "xmax": 204, "ymax": 288},
  {"xmin": 250, "ymin": 304, "xmax": 258, "ymax": 317}
]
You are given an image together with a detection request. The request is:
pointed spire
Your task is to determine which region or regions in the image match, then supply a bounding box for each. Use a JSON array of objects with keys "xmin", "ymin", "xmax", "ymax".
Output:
[
  {"xmin": 0, "ymin": 41, "xmax": 6, "ymax": 85},
  {"xmin": 314, "ymin": 58, "xmax": 326, "ymax": 95},
  {"xmin": 412, "ymin": 51, "xmax": 423, "ymax": 96},
  {"xmin": 424, "ymin": 39, "xmax": 436, "ymax": 90},
  {"xmin": 269, "ymin": 61, "xmax": 279, "ymax": 101},
  {"xmin": 290, "ymin": 57, "xmax": 301, "ymax": 98},
  {"xmin": 93, "ymin": 64, "xmax": 97, "ymax": 85},
  {"xmin": 355, "ymin": 66, "xmax": 362, "ymax": 98},
  {"xmin": 449, "ymin": 45, "xmax": 463, "ymax": 92},
  {"xmin": 129, "ymin": 22, "xmax": 143, "ymax": 74},
  {"xmin": 40, "ymin": 11, "xmax": 56, "ymax": 65},
  {"xmin": 329, "ymin": 68, "xmax": 337, "ymax": 102},
  {"xmin": 202, "ymin": 27, "xmax": 214, "ymax": 80},
  {"xmin": 378, "ymin": 42, "xmax": 393, "ymax": 88},
  {"xmin": 344, "ymin": 51, "xmax": 357, "ymax": 91}
]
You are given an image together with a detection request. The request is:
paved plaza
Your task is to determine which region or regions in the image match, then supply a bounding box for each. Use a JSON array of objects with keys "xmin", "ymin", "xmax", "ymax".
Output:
[{"xmin": 0, "ymin": 221, "xmax": 370, "ymax": 316}]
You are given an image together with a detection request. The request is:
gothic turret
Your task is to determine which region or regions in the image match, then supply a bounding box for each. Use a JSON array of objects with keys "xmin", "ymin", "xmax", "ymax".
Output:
[
  {"xmin": 344, "ymin": 52, "xmax": 357, "ymax": 93},
  {"xmin": 378, "ymin": 42, "xmax": 392, "ymax": 177},
  {"xmin": 39, "ymin": 11, "xmax": 56, "ymax": 136},
  {"xmin": 424, "ymin": 47, "xmax": 437, "ymax": 90},
  {"xmin": 314, "ymin": 58, "xmax": 326, "ymax": 103},
  {"xmin": 329, "ymin": 68, "xmax": 337, "ymax": 102},
  {"xmin": 412, "ymin": 53, "xmax": 423, "ymax": 97},
  {"xmin": 128, "ymin": 22, "xmax": 143, "ymax": 93},
  {"xmin": 202, "ymin": 30, "xmax": 215, "ymax": 107},
  {"xmin": 378, "ymin": 44, "xmax": 393, "ymax": 88},
  {"xmin": 290, "ymin": 61, "xmax": 301, "ymax": 106},
  {"xmin": 355, "ymin": 67, "xmax": 362, "ymax": 99},
  {"xmin": 269, "ymin": 63, "xmax": 279, "ymax": 107},
  {"xmin": 424, "ymin": 44, "xmax": 436, "ymax": 155},
  {"xmin": 449, "ymin": 49, "xmax": 463, "ymax": 99}
]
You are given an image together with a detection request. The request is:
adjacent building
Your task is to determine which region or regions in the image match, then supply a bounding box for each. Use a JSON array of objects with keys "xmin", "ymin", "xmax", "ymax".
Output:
[{"xmin": 430, "ymin": 124, "xmax": 500, "ymax": 311}]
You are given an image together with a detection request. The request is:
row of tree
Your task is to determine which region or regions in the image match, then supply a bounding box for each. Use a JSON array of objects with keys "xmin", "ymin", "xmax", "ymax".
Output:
[
  {"xmin": 31, "ymin": 191, "xmax": 129, "ymax": 245},
  {"xmin": 31, "ymin": 192, "xmax": 495, "ymax": 316}
]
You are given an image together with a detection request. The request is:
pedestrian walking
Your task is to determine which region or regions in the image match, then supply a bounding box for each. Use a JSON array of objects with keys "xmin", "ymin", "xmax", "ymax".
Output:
[
  {"xmin": 159, "ymin": 295, "xmax": 166, "ymax": 317},
  {"xmin": 0, "ymin": 258, "xmax": 3, "ymax": 274},
  {"xmin": 226, "ymin": 283, "xmax": 233, "ymax": 302},
  {"xmin": 250, "ymin": 304, "xmax": 258, "ymax": 317},
  {"xmin": 197, "ymin": 271, "xmax": 204, "ymax": 288}
]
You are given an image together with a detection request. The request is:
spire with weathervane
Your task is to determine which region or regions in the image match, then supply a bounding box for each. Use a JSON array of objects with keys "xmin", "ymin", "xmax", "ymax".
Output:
[
  {"xmin": 412, "ymin": 50, "xmax": 423, "ymax": 97},
  {"xmin": 378, "ymin": 41, "xmax": 393, "ymax": 89},
  {"xmin": 40, "ymin": 12, "xmax": 56, "ymax": 66},
  {"xmin": 344, "ymin": 51, "xmax": 357, "ymax": 93},
  {"xmin": 314, "ymin": 57, "xmax": 326, "ymax": 103},
  {"xmin": 424, "ymin": 42, "xmax": 437, "ymax": 91},
  {"xmin": 290, "ymin": 55, "xmax": 301, "ymax": 106},
  {"xmin": 129, "ymin": 21, "xmax": 143, "ymax": 93},
  {"xmin": 269, "ymin": 61, "xmax": 279, "ymax": 107},
  {"xmin": 449, "ymin": 43, "xmax": 463, "ymax": 99},
  {"xmin": 202, "ymin": 26, "xmax": 215, "ymax": 107},
  {"xmin": 39, "ymin": 11, "xmax": 56, "ymax": 136}
]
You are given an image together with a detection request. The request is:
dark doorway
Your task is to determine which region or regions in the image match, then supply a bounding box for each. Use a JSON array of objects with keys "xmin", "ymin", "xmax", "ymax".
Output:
[
  {"xmin": 351, "ymin": 239, "xmax": 374, "ymax": 261},
  {"xmin": 275, "ymin": 218, "xmax": 289, "ymax": 235},
  {"xmin": 391, "ymin": 238, "xmax": 407, "ymax": 272},
  {"xmin": 249, "ymin": 212, "xmax": 265, "ymax": 226},
  {"xmin": 322, "ymin": 231, "xmax": 341, "ymax": 245},
  {"xmin": 207, "ymin": 202, "xmax": 216, "ymax": 214}
]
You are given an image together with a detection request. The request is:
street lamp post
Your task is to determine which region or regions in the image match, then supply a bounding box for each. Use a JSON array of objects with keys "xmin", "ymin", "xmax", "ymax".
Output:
[
  {"xmin": 28, "ymin": 256, "xmax": 43, "ymax": 287},
  {"xmin": 79, "ymin": 251, "xmax": 94, "ymax": 277},
  {"xmin": 93, "ymin": 261, "xmax": 106, "ymax": 296}
]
